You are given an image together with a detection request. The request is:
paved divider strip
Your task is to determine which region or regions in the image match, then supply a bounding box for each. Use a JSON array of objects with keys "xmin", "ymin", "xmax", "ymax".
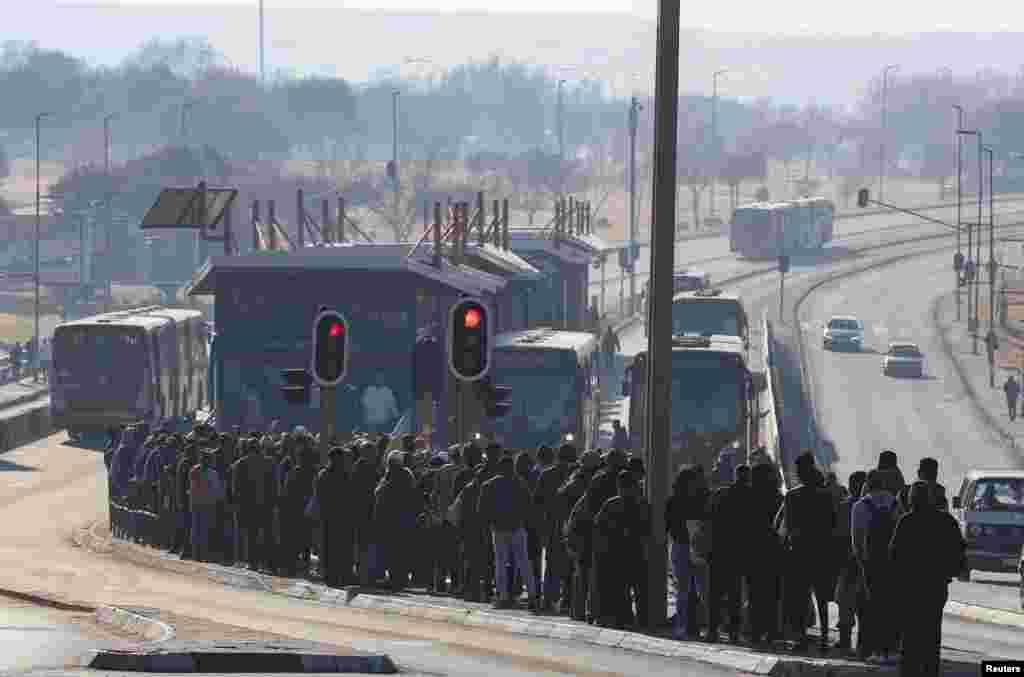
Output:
[
  {"xmin": 86, "ymin": 649, "xmax": 398, "ymax": 674},
  {"xmin": 94, "ymin": 605, "xmax": 176, "ymax": 643}
]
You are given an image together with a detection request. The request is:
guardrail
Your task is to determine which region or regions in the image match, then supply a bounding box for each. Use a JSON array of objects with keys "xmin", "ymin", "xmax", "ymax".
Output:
[{"xmin": 761, "ymin": 314, "xmax": 788, "ymax": 492}]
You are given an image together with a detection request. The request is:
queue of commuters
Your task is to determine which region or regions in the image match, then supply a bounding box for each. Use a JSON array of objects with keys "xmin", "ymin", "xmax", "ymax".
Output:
[{"xmin": 104, "ymin": 422, "xmax": 964, "ymax": 675}]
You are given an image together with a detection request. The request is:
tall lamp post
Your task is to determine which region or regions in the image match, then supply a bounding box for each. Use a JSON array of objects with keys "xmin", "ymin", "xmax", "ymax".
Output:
[
  {"xmin": 953, "ymin": 104, "xmax": 965, "ymax": 321},
  {"xmin": 103, "ymin": 113, "xmax": 117, "ymax": 311},
  {"xmin": 391, "ymin": 90, "xmax": 400, "ymax": 227},
  {"xmin": 958, "ymin": 128, "xmax": 984, "ymax": 355},
  {"xmin": 628, "ymin": 96, "xmax": 642, "ymax": 315},
  {"xmin": 709, "ymin": 69, "xmax": 727, "ymax": 219},
  {"xmin": 258, "ymin": 0, "xmax": 266, "ymax": 83},
  {"xmin": 34, "ymin": 112, "xmax": 54, "ymax": 382},
  {"xmin": 879, "ymin": 64, "xmax": 899, "ymax": 203},
  {"xmin": 984, "ymin": 145, "xmax": 996, "ymax": 387},
  {"xmin": 556, "ymin": 79, "xmax": 566, "ymax": 163}
]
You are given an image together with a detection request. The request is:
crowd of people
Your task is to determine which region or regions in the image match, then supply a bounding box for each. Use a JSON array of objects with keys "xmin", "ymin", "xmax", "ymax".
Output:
[{"xmin": 103, "ymin": 422, "xmax": 965, "ymax": 675}]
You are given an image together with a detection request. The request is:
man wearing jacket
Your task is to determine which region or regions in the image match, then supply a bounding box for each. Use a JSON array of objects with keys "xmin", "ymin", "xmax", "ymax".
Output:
[
  {"xmin": 534, "ymin": 443, "xmax": 577, "ymax": 612},
  {"xmin": 478, "ymin": 455, "xmax": 537, "ymax": 610},
  {"xmin": 190, "ymin": 449, "xmax": 226, "ymax": 563}
]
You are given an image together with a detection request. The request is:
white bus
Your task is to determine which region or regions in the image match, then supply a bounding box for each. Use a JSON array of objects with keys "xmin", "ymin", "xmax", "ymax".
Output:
[{"xmin": 51, "ymin": 306, "xmax": 209, "ymax": 437}]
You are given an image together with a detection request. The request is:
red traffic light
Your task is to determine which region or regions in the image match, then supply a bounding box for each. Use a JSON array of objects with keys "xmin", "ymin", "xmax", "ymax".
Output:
[
  {"xmin": 463, "ymin": 308, "xmax": 482, "ymax": 330},
  {"xmin": 328, "ymin": 322, "xmax": 345, "ymax": 338}
]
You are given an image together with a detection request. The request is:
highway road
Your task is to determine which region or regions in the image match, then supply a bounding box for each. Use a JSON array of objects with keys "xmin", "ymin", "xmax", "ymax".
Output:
[
  {"xmin": 592, "ymin": 198, "xmax": 1024, "ymax": 318},
  {"xmin": 0, "ymin": 435, "xmax": 747, "ymax": 677},
  {"xmin": 615, "ymin": 210, "xmax": 1024, "ymax": 661},
  {"xmin": 797, "ymin": 247, "xmax": 1024, "ymax": 611}
]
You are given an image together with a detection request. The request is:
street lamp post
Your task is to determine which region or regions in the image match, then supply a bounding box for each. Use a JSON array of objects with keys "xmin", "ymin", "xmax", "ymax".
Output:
[
  {"xmin": 259, "ymin": 0, "xmax": 266, "ymax": 83},
  {"xmin": 34, "ymin": 112, "xmax": 54, "ymax": 382},
  {"xmin": 629, "ymin": 96, "xmax": 642, "ymax": 315},
  {"xmin": 710, "ymin": 69, "xmax": 727, "ymax": 219},
  {"xmin": 958, "ymin": 128, "xmax": 983, "ymax": 354},
  {"xmin": 879, "ymin": 65, "xmax": 899, "ymax": 203},
  {"xmin": 557, "ymin": 79, "xmax": 566, "ymax": 164},
  {"xmin": 954, "ymin": 105, "xmax": 964, "ymax": 321},
  {"xmin": 103, "ymin": 113, "xmax": 117, "ymax": 311},
  {"xmin": 392, "ymin": 90, "xmax": 400, "ymax": 228},
  {"xmin": 984, "ymin": 145, "xmax": 995, "ymax": 387}
]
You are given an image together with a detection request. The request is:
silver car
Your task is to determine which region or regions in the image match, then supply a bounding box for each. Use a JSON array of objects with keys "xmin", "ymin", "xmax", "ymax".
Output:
[
  {"xmin": 823, "ymin": 316, "xmax": 864, "ymax": 351},
  {"xmin": 883, "ymin": 342, "xmax": 924, "ymax": 377}
]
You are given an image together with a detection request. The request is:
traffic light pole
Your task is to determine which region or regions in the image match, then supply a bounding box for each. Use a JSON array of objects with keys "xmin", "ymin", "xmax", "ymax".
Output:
[
  {"xmin": 644, "ymin": 0, "xmax": 680, "ymax": 632},
  {"xmin": 319, "ymin": 386, "xmax": 336, "ymax": 465}
]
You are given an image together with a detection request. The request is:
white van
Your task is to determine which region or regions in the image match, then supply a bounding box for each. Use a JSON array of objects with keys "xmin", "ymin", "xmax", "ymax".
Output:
[{"xmin": 952, "ymin": 470, "xmax": 1024, "ymax": 579}]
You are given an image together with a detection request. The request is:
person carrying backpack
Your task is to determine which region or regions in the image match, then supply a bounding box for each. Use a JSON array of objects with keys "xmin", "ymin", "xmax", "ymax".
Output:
[{"xmin": 851, "ymin": 468, "xmax": 902, "ymax": 665}]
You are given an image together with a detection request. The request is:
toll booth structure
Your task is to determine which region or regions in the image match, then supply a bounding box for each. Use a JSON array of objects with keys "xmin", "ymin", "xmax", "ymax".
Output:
[{"xmin": 185, "ymin": 242, "xmax": 506, "ymax": 450}]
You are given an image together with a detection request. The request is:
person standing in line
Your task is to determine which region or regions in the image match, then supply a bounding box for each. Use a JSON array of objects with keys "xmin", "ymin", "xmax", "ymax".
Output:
[
  {"xmin": 851, "ymin": 469, "xmax": 902, "ymax": 665},
  {"xmin": 189, "ymin": 449, "xmax": 225, "ymax": 563},
  {"xmin": 833, "ymin": 471, "xmax": 867, "ymax": 655},
  {"xmin": 889, "ymin": 482, "xmax": 966, "ymax": 677},
  {"xmin": 478, "ymin": 455, "xmax": 538, "ymax": 610},
  {"xmin": 1005, "ymin": 374, "xmax": 1021, "ymax": 422}
]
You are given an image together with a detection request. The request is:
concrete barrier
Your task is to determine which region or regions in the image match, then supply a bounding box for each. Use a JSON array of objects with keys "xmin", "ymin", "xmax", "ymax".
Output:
[{"xmin": 0, "ymin": 398, "xmax": 54, "ymax": 452}]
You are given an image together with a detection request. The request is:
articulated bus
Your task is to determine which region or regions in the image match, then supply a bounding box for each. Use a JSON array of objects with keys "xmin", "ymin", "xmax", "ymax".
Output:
[
  {"xmin": 486, "ymin": 328, "xmax": 601, "ymax": 451},
  {"xmin": 729, "ymin": 198, "xmax": 835, "ymax": 259},
  {"xmin": 51, "ymin": 306, "xmax": 209, "ymax": 438},
  {"xmin": 627, "ymin": 334, "xmax": 760, "ymax": 476}
]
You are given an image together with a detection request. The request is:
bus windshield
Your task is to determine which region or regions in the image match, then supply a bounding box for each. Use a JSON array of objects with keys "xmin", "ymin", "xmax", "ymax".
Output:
[
  {"xmin": 670, "ymin": 352, "xmax": 745, "ymax": 443},
  {"xmin": 490, "ymin": 350, "xmax": 579, "ymax": 443},
  {"xmin": 53, "ymin": 326, "xmax": 146, "ymax": 407},
  {"xmin": 971, "ymin": 478, "xmax": 1024, "ymax": 512},
  {"xmin": 672, "ymin": 300, "xmax": 743, "ymax": 337}
]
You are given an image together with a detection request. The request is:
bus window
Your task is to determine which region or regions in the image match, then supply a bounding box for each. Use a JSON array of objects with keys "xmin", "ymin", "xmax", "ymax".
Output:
[
  {"xmin": 671, "ymin": 301, "xmax": 742, "ymax": 337},
  {"xmin": 53, "ymin": 327, "xmax": 146, "ymax": 408},
  {"xmin": 670, "ymin": 353, "xmax": 745, "ymax": 442}
]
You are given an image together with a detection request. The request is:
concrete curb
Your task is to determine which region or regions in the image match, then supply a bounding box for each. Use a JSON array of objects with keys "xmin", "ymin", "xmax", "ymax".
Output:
[
  {"xmin": 94, "ymin": 605, "xmax": 176, "ymax": 643},
  {"xmin": 946, "ymin": 600, "xmax": 1024, "ymax": 628},
  {"xmin": 86, "ymin": 649, "xmax": 398, "ymax": 673},
  {"xmin": 0, "ymin": 586, "xmax": 95, "ymax": 613}
]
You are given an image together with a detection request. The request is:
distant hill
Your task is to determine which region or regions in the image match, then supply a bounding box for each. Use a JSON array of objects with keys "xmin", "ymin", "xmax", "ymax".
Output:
[{"xmin": 12, "ymin": 5, "xmax": 1024, "ymax": 107}]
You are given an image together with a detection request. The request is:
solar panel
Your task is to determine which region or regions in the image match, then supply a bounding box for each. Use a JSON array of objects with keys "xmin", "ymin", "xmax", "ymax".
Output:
[{"xmin": 140, "ymin": 186, "xmax": 237, "ymax": 231}]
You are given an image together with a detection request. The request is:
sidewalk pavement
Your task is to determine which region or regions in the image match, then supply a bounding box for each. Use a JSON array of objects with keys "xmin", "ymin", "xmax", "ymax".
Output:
[
  {"xmin": 0, "ymin": 377, "xmax": 48, "ymax": 410},
  {"xmin": 73, "ymin": 518, "xmax": 1021, "ymax": 677},
  {"xmin": 934, "ymin": 291, "xmax": 1024, "ymax": 451}
]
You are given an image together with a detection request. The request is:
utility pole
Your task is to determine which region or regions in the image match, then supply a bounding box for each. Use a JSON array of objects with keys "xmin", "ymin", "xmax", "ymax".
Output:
[
  {"xmin": 710, "ymin": 69, "xmax": 727, "ymax": 218},
  {"xmin": 958, "ymin": 129, "xmax": 984, "ymax": 354},
  {"xmin": 644, "ymin": 0, "xmax": 680, "ymax": 631},
  {"xmin": 103, "ymin": 113, "xmax": 116, "ymax": 311},
  {"xmin": 954, "ymin": 105, "xmax": 964, "ymax": 321},
  {"xmin": 34, "ymin": 112, "xmax": 53, "ymax": 383},
  {"xmin": 557, "ymin": 79, "xmax": 566, "ymax": 163},
  {"xmin": 985, "ymin": 145, "xmax": 995, "ymax": 387},
  {"xmin": 879, "ymin": 64, "xmax": 899, "ymax": 203},
  {"xmin": 392, "ymin": 90, "xmax": 400, "ymax": 231},
  {"xmin": 629, "ymin": 96, "xmax": 641, "ymax": 315},
  {"xmin": 259, "ymin": 0, "xmax": 266, "ymax": 84}
]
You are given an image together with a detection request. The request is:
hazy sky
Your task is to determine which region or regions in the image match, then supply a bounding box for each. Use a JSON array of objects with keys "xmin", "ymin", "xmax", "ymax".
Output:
[{"xmin": 54, "ymin": 0, "xmax": 1020, "ymax": 33}]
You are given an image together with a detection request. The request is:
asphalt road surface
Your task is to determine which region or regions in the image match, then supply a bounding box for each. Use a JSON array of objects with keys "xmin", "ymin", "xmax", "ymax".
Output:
[
  {"xmin": 616, "ymin": 211, "xmax": 1024, "ymax": 661},
  {"xmin": 797, "ymin": 246, "xmax": 1023, "ymax": 614}
]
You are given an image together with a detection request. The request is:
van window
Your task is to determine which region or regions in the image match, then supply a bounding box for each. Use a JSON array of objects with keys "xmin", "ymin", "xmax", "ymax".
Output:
[{"xmin": 971, "ymin": 478, "xmax": 1024, "ymax": 512}]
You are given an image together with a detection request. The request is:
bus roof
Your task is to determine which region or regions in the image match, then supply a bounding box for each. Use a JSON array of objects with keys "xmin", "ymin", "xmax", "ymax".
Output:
[
  {"xmin": 735, "ymin": 197, "xmax": 833, "ymax": 211},
  {"xmin": 495, "ymin": 328, "xmax": 598, "ymax": 355},
  {"xmin": 672, "ymin": 289, "xmax": 742, "ymax": 303},
  {"xmin": 636, "ymin": 334, "xmax": 747, "ymax": 360},
  {"xmin": 56, "ymin": 306, "xmax": 202, "ymax": 332}
]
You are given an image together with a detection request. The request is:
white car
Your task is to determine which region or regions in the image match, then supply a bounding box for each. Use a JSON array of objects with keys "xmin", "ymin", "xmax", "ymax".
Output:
[
  {"xmin": 883, "ymin": 342, "xmax": 924, "ymax": 377},
  {"xmin": 823, "ymin": 316, "xmax": 864, "ymax": 351}
]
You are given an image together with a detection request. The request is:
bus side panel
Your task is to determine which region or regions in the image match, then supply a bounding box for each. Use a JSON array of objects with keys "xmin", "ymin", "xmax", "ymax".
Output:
[{"xmin": 150, "ymin": 330, "xmax": 164, "ymax": 422}]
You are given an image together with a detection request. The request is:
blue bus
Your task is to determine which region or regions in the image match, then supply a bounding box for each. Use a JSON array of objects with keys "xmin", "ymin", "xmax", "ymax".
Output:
[
  {"xmin": 486, "ymin": 328, "xmax": 602, "ymax": 451},
  {"xmin": 627, "ymin": 334, "xmax": 760, "ymax": 476}
]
